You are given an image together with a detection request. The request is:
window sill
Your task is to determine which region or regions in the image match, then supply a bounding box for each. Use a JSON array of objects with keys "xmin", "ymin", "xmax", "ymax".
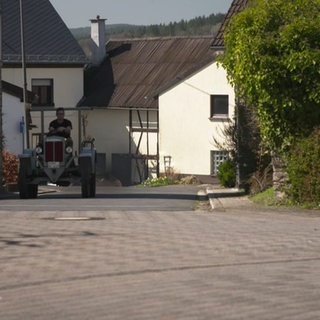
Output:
[{"xmin": 209, "ymin": 116, "xmax": 230, "ymax": 122}]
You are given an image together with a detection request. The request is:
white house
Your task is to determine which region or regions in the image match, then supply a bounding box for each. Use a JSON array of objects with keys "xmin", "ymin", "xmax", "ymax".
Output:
[
  {"xmin": 2, "ymin": 0, "xmax": 245, "ymax": 186},
  {"xmin": 78, "ymin": 0, "xmax": 248, "ymax": 184},
  {"xmin": 1, "ymin": 0, "xmax": 87, "ymax": 154},
  {"xmin": 79, "ymin": 34, "xmax": 235, "ymax": 184},
  {"xmin": 2, "ymin": 92, "xmax": 24, "ymax": 154},
  {"xmin": 72, "ymin": 0, "xmax": 248, "ymax": 185},
  {"xmin": 159, "ymin": 61, "xmax": 235, "ymax": 177},
  {"xmin": 1, "ymin": 81, "xmax": 32, "ymax": 154}
]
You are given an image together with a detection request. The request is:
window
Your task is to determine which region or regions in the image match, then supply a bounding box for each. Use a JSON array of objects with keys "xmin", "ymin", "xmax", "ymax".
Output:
[
  {"xmin": 210, "ymin": 95, "xmax": 229, "ymax": 118},
  {"xmin": 211, "ymin": 150, "xmax": 229, "ymax": 176},
  {"xmin": 32, "ymin": 79, "xmax": 54, "ymax": 106}
]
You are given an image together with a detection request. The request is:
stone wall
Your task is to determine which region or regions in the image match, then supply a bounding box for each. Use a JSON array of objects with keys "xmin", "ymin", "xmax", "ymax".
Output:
[{"xmin": 272, "ymin": 156, "xmax": 288, "ymax": 201}]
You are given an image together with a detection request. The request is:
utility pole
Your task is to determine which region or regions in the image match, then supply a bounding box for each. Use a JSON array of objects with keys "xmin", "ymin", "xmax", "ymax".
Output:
[
  {"xmin": 0, "ymin": 0, "xmax": 3, "ymax": 190},
  {"xmin": 19, "ymin": 0, "xmax": 29, "ymax": 148}
]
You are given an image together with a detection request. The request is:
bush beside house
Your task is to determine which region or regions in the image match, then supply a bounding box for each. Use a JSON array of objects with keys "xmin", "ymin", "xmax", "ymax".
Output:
[
  {"xmin": 2, "ymin": 150, "xmax": 18, "ymax": 185},
  {"xmin": 286, "ymin": 127, "xmax": 320, "ymax": 207},
  {"xmin": 219, "ymin": 0, "xmax": 320, "ymax": 205},
  {"xmin": 217, "ymin": 158, "xmax": 236, "ymax": 188}
]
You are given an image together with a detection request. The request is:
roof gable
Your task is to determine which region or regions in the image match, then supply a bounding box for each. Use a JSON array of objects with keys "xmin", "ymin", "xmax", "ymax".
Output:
[
  {"xmin": 211, "ymin": 0, "xmax": 249, "ymax": 48},
  {"xmin": 2, "ymin": 0, "xmax": 87, "ymax": 65},
  {"xmin": 80, "ymin": 36, "xmax": 215, "ymax": 108}
]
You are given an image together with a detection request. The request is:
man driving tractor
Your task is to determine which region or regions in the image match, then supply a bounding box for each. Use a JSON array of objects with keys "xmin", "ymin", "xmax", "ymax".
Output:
[{"xmin": 48, "ymin": 107, "xmax": 72, "ymax": 138}]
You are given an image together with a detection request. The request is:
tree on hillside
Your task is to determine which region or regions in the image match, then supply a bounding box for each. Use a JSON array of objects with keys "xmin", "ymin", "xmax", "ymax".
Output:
[
  {"xmin": 220, "ymin": 0, "xmax": 320, "ymax": 153},
  {"xmin": 72, "ymin": 13, "xmax": 225, "ymax": 40}
]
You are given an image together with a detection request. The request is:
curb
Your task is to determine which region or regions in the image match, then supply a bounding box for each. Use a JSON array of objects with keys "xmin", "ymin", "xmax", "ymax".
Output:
[
  {"xmin": 205, "ymin": 186, "xmax": 247, "ymax": 210},
  {"xmin": 197, "ymin": 189, "xmax": 209, "ymax": 202}
]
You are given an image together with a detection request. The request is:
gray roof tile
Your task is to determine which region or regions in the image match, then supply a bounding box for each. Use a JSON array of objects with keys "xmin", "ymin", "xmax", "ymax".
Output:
[{"xmin": 2, "ymin": 0, "xmax": 87, "ymax": 64}]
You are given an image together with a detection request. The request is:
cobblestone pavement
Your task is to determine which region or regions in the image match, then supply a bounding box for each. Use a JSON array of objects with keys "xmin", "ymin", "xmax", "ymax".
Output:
[{"xmin": 1, "ymin": 203, "xmax": 320, "ymax": 319}]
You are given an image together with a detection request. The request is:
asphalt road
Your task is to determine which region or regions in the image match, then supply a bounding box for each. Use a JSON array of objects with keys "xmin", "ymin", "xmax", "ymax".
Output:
[{"xmin": 0, "ymin": 185, "xmax": 203, "ymax": 212}]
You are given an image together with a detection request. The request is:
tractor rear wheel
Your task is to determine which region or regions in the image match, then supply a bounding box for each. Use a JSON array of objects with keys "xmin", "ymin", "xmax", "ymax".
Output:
[
  {"xmin": 18, "ymin": 162, "xmax": 29, "ymax": 199},
  {"xmin": 80, "ymin": 159, "xmax": 96, "ymax": 198}
]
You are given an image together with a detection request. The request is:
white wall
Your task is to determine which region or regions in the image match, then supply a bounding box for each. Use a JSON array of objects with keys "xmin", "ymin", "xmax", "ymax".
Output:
[
  {"xmin": 84, "ymin": 108, "xmax": 158, "ymax": 173},
  {"xmin": 2, "ymin": 93, "xmax": 25, "ymax": 154},
  {"xmin": 159, "ymin": 62, "xmax": 235, "ymax": 176},
  {"xmin": 2, "ymin": 67, "xmax": 84, "ymax": 153},
  {"xmin": 2, "ymin": 67, "xmax": 84, "ymax": 107},
  {"xmin": 84, "ymin": 109, "xmax": 129, "ymax": 172},
  {"xmin": 2, "ymin": 62, "xmax": 234, "ymax": 180}
]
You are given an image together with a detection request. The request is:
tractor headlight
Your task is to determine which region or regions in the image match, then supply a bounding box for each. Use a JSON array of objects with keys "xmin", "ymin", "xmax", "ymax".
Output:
[
  {"xmin": 66, "ymin": 146, "xmax": 73, "ymax": 154},
  {"xmin": 36, "ymin": 146, "xmax": 43, "ymax": 154}
]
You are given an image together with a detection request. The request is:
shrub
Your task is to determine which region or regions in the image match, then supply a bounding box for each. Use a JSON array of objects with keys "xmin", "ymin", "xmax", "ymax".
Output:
[
  {"xmin": 217, "ymin": 159, "xmax": 236, "ymax": 188},
  {"xmin": 250, "ymin": 187, "xmax": 275, "ymax": 206},
  {"xmin": 286, "ymin": 127, "xmax": 320, "ymax": 206},
  {"xmin": 249, "ymin": 162, "xmax": 273, "ymax": 195},
  {"xmin": 2, "ymin": 150, "xmax": 19, "ymax": 185}
]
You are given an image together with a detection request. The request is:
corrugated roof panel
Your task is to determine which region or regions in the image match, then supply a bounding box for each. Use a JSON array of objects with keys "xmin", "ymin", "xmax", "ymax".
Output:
[{"xmin": 80, "ymin": 36, "xmax": 216, "ymax": 109}]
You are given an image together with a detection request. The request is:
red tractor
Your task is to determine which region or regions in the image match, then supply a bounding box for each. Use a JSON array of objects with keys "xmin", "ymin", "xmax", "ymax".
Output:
[{"xmin": 18, "ymin": 109, "xmax": 96, "ymax": 198}]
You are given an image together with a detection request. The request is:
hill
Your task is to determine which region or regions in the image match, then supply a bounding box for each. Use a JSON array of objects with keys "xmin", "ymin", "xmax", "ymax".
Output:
[{"xmin": 70, "ymin": 12, "xmax": 225, "ymax": 40}]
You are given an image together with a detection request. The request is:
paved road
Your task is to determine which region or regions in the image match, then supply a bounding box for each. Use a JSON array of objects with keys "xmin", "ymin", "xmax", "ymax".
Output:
[
  {"xmin": 1, "ymin": 187, "xmax": 320, "ymax": 319},
  {"xmin": 0, "ymin": 185, "xmax": 202, "ymax": 211}
]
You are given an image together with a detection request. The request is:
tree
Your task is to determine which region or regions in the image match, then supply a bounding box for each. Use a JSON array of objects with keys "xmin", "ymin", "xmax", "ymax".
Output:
[
  {"xmin": 0, "ymin": 1, "xmax": 3, "ymax": 190},
  {"xmin": 220, "ymin": 0, "xmax": 320, "ymax": 152}
]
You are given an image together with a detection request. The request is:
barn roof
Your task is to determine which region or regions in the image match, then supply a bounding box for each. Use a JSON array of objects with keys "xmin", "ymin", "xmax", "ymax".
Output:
[{"xmin": 79, "ymin": 36, "xmax": 215, "ymax": 109}]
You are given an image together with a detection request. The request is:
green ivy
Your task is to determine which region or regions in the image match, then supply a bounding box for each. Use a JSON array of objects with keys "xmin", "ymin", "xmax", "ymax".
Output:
[
  {"xmin": 286, "ymin": 127, "xmax": 320, "ymax": 206},
  {"xmin": 220, "ymin": 0, "xmax": 320, "ymax": 152}
]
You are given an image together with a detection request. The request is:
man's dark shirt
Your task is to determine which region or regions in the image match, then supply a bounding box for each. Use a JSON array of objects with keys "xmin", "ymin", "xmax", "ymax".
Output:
[{"xmin": 49, "ymin": 119, "xmax": 72, "ymax": 138}]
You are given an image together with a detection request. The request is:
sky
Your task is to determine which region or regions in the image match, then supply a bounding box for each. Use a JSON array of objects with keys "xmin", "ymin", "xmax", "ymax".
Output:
[{"xmin": 49, "ymin": 0, "xmax": 233, "ymax": 28}]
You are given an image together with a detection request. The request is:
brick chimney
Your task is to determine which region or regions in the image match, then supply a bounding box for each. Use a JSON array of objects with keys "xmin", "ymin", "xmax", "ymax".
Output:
[{"xmin": 90, "ymin": 15, "xmax": 107, "ymax": 65}]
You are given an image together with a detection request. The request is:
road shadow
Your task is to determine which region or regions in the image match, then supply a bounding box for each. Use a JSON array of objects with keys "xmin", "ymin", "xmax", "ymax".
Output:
[
  {"xmin": 38, "ymin": 192, "xmax": 198, "ymax": 201},
  {"xmin": 1, "ymin": 185, "xmax": 203, "ymax": 202}
]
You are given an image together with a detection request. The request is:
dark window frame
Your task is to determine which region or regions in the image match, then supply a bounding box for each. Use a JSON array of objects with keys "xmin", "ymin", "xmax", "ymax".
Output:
[
  {"xmin": 32, "ymin": 78, "xmax": 54, "ymax": 107},
  {"xmin": 210, "ymin": 94, "xmax": 229, "ymax": 119}
]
